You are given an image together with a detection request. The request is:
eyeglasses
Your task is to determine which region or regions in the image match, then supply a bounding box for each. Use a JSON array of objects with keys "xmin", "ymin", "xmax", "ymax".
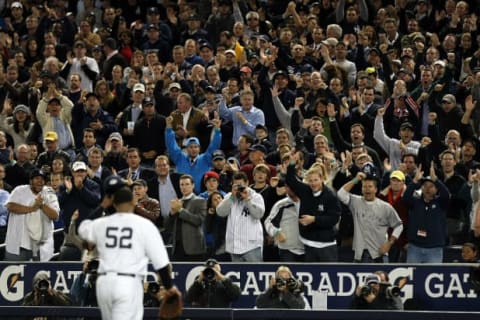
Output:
[
  {"xmin": 247, "ymin": 18, "xmax": 258, "ymax": 21},
  {"xmin": 441, "ymin": 101, "xmax": 452, "ymax": 104}
]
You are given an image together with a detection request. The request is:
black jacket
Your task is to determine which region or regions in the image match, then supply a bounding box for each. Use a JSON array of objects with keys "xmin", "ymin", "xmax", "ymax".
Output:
[
  {"xmin": 285, "ymin": 163, "xmax": 341, "ymax": 242},
  {"xmin": 185, "ymin": 277, "xmax": 241, "ymax": 308},
  {"xmin": 256, "ymin": 288, "xmax": 305, "ymax": 309}
]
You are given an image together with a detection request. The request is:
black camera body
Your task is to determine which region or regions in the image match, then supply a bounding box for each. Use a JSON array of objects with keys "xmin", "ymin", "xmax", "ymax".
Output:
[
  {"xmin": 384, "ymin": 285, "xmax": 401, "ymax": 299},
  {"xmin": 202, "ymin": 259, "xmax": 218, "ymax": 284},
  {"xmin": 360, "ymin": 285, "xmax": 372, "ymax": 297},
  {"xmin": 36, "ymin": 279, "xmax": 49, "ymax": 293},
  {"xmin": 276, "ymin": 277, "xmax": 301, "ymax": 293},
  {"xmin": 144, "ymin": 282, "xmax": 161, "ymax": 307},
  {"xmin": 203, "ymin": 267, "xmax": 216, "ymax": 282}
]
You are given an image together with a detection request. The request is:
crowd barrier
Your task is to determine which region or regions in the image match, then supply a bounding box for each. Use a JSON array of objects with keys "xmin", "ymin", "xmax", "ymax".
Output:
[
  {"xmin": 1, "ymin": 262, "xmax": 480, "ymax": 311},
  {"xmin": 0, "ymin": 306, "xmax": 479, "ymax": 320}
]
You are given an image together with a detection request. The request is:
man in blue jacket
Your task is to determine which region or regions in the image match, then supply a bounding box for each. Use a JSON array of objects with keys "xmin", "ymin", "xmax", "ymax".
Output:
[
  {"xmin": 402, "ymin": 162, "xmax": 450, "ymax": 263},
  {"xmin": 165, "ymin": 115, "xmax": 222, "ymax": 194}
]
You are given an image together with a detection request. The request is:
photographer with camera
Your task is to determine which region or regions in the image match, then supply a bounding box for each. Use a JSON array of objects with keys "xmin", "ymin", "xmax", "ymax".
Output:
[
  {"xmin": 185, "ymin": 258, "xmax": 241, "ymax": 308},
  {"xmin": 144, "ymin": 281, "xmax": 163, "ymax": 308},
  {"xmin": 70, "ymin": 259, "xmax": 99, "ymax": 306},
  {"xmin": 350, "ymin": 273, "xmax": 403, "ymax": 310},
  {"xmin": 22, "ymin": 270, "xmax": 72, "ymax": 307},
  {"xmin": 255, "ymin": 266, "xmax": 305, "ymax": 309}
]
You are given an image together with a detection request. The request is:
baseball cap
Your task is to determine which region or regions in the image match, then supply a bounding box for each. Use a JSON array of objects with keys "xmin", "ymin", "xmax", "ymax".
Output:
[
  {"xmin": 133, "ymin": 83, "xmax": 145, "ymax": 93},
  {"xmin": 74, "ymin": 40, "xmax": 86, "ymax": 48},
  {"xmin": 205, "ymin": 258, "xmax": 218, "ymax": 267},
  {"xmin": 390, "ymin": 170, "xmax": 405, "ymax": 182},
  {"xmin": 13, "ymin": 104, "xmax": 30, "ymax": 114},
  {"xmin": 85, "ymin": 92, "xmax": 99, "ymax": 100},
  {"xmin": 396, "ymin": 68, "xmax": 411, "ymax": 75},
  {"xmin": 168, "ymin": 82, "xmax": 181, "ymax": 91},
  {"xmin": 365, "ymin": 67, "xmax": 377, "ymax": 75},
  {"xmin": 199, "ymin": 42, "xmax": 213, "ymax": 51},
  {"xmin": 248, "ymin": 144, "xmax": 267, "ymax": 154},
  {"xmin": 109, "ymin": 132, "xmax": 122, "ymax": 141},
  {"xmin": 368, "ymin": 47, "xmax": 381, "ymax": 55},
  {"xmin": 30, "ymin": 169, "xmax": 46, "ymax": 180},
  {"xmin": 420, "ymin": 176, "xmax": 436, "ymax": 185},
  {"xmin": 204, "ymin": 171, "xmax": 220, "ymax": 183},
  {"xmin": 143, "ymin": 97, "xmax": 154, "ymax": 106},
  {"xmin": 433, "ymin": 60, "xmax": 446, "ymax": 67},
  {"xmin": 44, "ymin": 131, "xmax": 58, "ymax": 141},
  {"xmin": 300, "ymin": 64, "xmax": 314, "ymax": 74},
  {"xmin": 400, "ymin": 122, "xmax": 414, "ymax": 131},
  {"xmin": 72, "ymin": 161, "xmax": 87, "ymax": 172},
  {"xmin": 185, "ymin": 137, "xmax": 200, "ymax": 147},
  {"xmin": 103, "ymin": 175, "xmax": 126, "ymax": 195},
  {"xmin": 365, "ymin": 274, "xmax": 381, "ymax": 285},
  {"xmin": 442, "ymin": 94, "xmax": 456, "ymax": 104},
  {"xmin": 147, "ymin": 23, "xmax": 159, "ymax": 31},
  {"xmin": 273, "ymin": 70, "xmax": 288, "ymax": 80},
  {"xmin": 322, "ymin": 37, "xmax": 338, "ymax": 47},
  {"xmin": 204, "ymin": 85, "xmax": 216, "ymax": 93},
  {"xmin": 11, "ymin": 1, "xmax": 23, "ymax": 9},
  {"xmin": 357, "ymin": 71, "xmax": 369, "ymax": 79},
  {"xmin": 255, "ymin": 124, "xmax": 268, "ymax": 131},
  {"xmin": 147, "ymin": 7, "xmax": 159, "ymax": 14},
  {"xmin": 258, "ymin": 34, "xmax": 270, "ymax": 42},
  {"xmin": 187, "ymin": 14, "xmax": 201, "ymax": 21},
  {"xmin": 212, "ymin": 150, "xmax": 225, "ymax": 161},
  {"xmin": 224, "ymin": 49, "xmax": 236, "ymax": 57},
  {"xmin": 131, "ymin": 179, "xmax": 147, "ymax": 187},
  {"xmin": 240, "ymin": 66, "xmax": 252, "ymax": 73}
]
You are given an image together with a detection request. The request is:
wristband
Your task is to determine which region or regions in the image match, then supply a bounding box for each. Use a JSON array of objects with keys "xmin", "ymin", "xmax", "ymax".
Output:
[
  {"xmin": 352, "ymin": 177, "xmax": 359, "ymax": 184},
  {"xmin": 273, "ymin": 229, "xmax": 281, "ymax": 237}
]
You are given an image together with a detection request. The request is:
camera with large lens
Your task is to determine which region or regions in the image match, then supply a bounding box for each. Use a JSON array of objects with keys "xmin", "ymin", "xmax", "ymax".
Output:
[
  {"xmin": 360, "ymin": 285, "xmax": 372, "ymax": 297},
  {"xmin": 148, "ymin": 282, "xmax": 160, "ymax": 294},
  {"xmin": 275, "ymin": 277, "xmax": 287, "ymax": 289},
  {"xmin": 202, "ymin": 259, "xmax": 217, "ymax": 283},
  {"xmin": 144, "ymin": 282, "xmax": 161, "ymax": 307},
  {"xmin": 385, "ymin": 285, "xmax": 401, "ymax": 299},
  {"xmin": 36, "ymin": 279, "xmax": 50, "ymax": 293},
  {"xmin": 286, "ymin": 278, "xmax": 299, "ymax": 291},
  {"xmin": 236, "ymin": 185, "xmax": 246, "ymax": 198},
  {"xmin": 203, "ymin": 267, "xmax": 216, "ymax": 282}
]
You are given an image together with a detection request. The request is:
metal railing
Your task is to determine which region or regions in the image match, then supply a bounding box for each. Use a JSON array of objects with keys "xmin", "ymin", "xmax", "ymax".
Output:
[{"xmin": 0, "ymin": 307, "xmax": 479, "ymax": 320}]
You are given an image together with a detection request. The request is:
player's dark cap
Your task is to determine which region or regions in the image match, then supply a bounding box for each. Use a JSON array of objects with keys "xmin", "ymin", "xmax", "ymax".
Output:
[{"xmin": 103, "ymin": 175, "xmax": 126, "ymax": 195}]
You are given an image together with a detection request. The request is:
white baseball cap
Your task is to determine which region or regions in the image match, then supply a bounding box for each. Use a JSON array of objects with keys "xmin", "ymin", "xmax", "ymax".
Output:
[
  {"xmin": 72, "ymin": 161, "xmax": 87, "ymax": 172},
  {"xmin": 133, "ymin": 83, "xmax": 145, "ymax": 93}
]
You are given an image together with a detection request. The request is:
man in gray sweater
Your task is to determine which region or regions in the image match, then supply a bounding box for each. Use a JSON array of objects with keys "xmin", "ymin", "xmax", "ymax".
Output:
[{"xmin": 338, "ymin": 172, "xmax": 403, "ymax": 262}]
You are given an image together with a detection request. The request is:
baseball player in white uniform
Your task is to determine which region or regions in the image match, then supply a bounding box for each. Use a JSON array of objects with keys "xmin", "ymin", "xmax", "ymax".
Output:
[{"xmin": 78, "ymin": 178, "xmax": 180, "ymax": 320}]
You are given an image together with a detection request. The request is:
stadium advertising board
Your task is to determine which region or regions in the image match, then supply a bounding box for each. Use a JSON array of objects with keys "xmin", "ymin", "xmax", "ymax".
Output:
[{"xmin": 0, "ymin": 263, "xmax": 478, "ymax": 310}]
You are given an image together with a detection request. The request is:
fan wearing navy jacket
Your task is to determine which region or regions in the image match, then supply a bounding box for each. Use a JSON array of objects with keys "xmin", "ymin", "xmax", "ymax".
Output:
[{"xmin": 285, "ymin": 152, "xmax": 341, "ymax": 262}]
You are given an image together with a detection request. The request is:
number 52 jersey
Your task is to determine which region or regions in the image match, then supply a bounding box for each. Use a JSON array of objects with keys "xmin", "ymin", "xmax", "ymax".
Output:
[{"xmin": 78, "ymin": 213, "xmax": 170, "ymax": 275}]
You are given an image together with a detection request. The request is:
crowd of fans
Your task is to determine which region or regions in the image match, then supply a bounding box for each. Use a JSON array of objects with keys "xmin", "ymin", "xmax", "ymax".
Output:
[{"xmin": 0, "ymin": 0, "xmax": 480, "ymax": 265}]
